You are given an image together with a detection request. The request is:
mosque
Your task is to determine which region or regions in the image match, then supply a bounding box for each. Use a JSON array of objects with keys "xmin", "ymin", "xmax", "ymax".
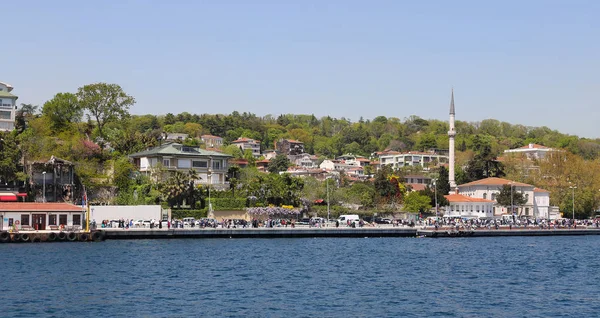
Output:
[{"xmin": 442, "ymin": 91, "xmax": 554, "ymax": 220}]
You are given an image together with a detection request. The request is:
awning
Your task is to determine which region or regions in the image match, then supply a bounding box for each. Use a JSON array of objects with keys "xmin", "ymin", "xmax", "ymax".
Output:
[{"xmin": 0, "ymin": 193, "xmax": 18, "ymax": 202}]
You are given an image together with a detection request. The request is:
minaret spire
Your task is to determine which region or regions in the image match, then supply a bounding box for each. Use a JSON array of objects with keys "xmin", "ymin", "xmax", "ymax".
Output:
[
  {"xmin": 448, "ymin": 89, "xmax": 457, "ymax": 190},
  {"xmin": 450, "ymin": 88, "xmax": 455, "ymax": 115}
]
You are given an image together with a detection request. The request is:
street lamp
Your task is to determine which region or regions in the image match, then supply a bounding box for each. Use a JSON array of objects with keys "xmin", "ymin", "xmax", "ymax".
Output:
[
  {"xmin": 326, "ymin": 177, "xmax": 330, "ymax": 227},
  {"xmin": 433, "ymin": 179, "xmax": 438, "ymax": 218},
  {"xmin": 207, "ymin": 168, "xmax": 213, "ymax": 214},
  {"xmin": 569, "ymin": 185, "xmax": 577, "ymax": 220},
  {"xmin": 42, "ymin": 171, "xmax": 47, "ymax": 203}
]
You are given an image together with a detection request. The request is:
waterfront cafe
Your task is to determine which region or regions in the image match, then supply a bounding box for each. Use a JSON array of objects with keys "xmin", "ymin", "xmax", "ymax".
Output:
[{"xmin": 0, "ymin": 203, "xmax": 85, "ymax": 231}]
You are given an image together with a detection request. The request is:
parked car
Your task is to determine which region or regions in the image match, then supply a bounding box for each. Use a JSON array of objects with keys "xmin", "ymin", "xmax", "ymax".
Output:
[{"xmin": 375, "ymin": 217, "xmax": 392, "ymax": 224}]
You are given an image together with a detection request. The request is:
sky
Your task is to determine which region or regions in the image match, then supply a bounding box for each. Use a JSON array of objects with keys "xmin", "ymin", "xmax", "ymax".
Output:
[{"xmin": 3, "ymin": 0, "xmax": 599, "ymax": 138}]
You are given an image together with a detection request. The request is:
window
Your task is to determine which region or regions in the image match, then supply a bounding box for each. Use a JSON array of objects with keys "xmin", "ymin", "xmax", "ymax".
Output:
[
  {"xmin": 178, "ymin": 159, "xmax": 191, "ymax": 168},
  {"xmin": 73, "ymin": 215, "xmax": 81, "ymax": 226},
  {"xmin": 0, "ymin": 111, "xmax": 9, "ymax": 120},
  {"xmin": 491, "ymin": 193, "xmax": 496, "ymax": 201},
  {"xmin": 163, "ymin": 159, "xmax": 170, "ymax": 167},
  {"xmin": 59, "ymin": 214, "xmax": 67, "ymax": 226},
  {"xmin": 192, "ymin": 161, "xmax": 208, "ymax": 168},
  {"xmin": 212, "ymin": 160, "xmax": 221, "ymax": 170},
  {"xmin": 483, "ymin": 193, "xmax": 487, "ymax": 199},
  {"xmin": 49, "ymin": 214, "xmax": 57, "ymax": 225},
  {"xmin": 476, "ymin": 205, "xmax": 480, "ymax": 212},
  {"xmin": 525, "ymin": 194, "xmax": 529, "ymax": 201},
  {"xmin": 21, "ymin": 214, "xmax": 30, "ymax": 226}
]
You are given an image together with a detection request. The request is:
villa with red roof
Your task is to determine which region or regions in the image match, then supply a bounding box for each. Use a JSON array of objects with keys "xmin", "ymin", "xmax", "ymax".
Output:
[
  {"xmin": 444, "ymin": 193, "xmax": 495, "ymax": 219},
  {"xmin": 0, "ymin": 202, "xmax": 84, "ymax": 231},
  {"xmin": 275, "ymin": 138, "xmax": 304, "ymax": 156},
  {"xmin": 378, "ymin": 150, "xmax": 448, "ymax": 170}
]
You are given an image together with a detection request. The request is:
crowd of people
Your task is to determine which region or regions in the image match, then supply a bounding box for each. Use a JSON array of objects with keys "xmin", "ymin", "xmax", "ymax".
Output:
[{"xmin": 422, "ymin": 216, "xmax": 600, "ymax": 230}]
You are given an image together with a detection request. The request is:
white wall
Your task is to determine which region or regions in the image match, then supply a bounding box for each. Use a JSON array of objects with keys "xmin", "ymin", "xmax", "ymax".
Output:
[{"xmin": 90, "ymin": 205, "xmax": 162, "ymax": 221}]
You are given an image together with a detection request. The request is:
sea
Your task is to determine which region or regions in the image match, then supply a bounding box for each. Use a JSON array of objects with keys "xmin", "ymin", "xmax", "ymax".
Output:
[{"xmin": 1, "ymin": 236, "xmax": 599, "ymax": 317}]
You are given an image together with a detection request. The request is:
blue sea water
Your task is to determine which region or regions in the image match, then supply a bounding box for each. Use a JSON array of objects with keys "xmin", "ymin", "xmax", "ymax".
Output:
[{"xmin": 1, "ymin": 236, "xmax": 599, "ymax": 317}]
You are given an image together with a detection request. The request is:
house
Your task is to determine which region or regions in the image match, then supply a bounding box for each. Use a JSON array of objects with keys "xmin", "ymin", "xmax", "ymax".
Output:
[
  {"xmin": 378, "ymin": 151, "xmax": 448, "ymax": 170},
  {"xmin": 201, "ymin": 135, "xmax": 224, "ymax": 149},
  {"xmin": 0, "ymin": 202, "xmax": 84, "ymax": 231},
  {"xmin": 404, "ymin": 175, "xmax": 432, "ymax": 192},
  {"xmin": 443, "ymin": 193, "xmax": 495, "ymax": 219},
  {"xmin": 456, "ymin": 177, "xmax": 552, "ymax": 218},
  {"xmin": 275, "ymin": 139, "xmax": 304, "ymax": 156},
  {"xmin": 504, "ymin": 143, "xmax": 557, "ymax": 160},
  {"xmin": 256, "ymin": 159, "xmax": 270, "ymax": 171},
  {"xmin": 232, "ymin": 137, "xmax": 261, "ymax": 158},
  {"xmin": 164, "ymin": 133, "xmax": 189, "ymax": 142},
  {"xmin": 289, "ymin": 153, "xmax": 319, "ymax": 168},
  {"xmin": 128, "ymin": 142, "xmax": 231, "ymax": 187},
  {"xmin": 229, "ymin": 158, "xmax": 249, "ymax": 168},
  {"xmin": 319, "ymin": 159, "xmax": 354, "ymax": 171},
  {"xmin": 28, "ymin": 156, "xmax": 76, "ymax": 203},
  {"xmin": 0, "ymin": 81, "xmax": 18, "ymax": 132}
]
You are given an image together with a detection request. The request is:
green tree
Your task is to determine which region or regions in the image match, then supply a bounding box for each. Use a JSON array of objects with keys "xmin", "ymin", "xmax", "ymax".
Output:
[
  {"xmin": 436, "ymin": 166, "xmax": 451, "ymax": 195},
  {"xmin": 267, "ymin": 154, "xmax": 290, "ymax": 173},
  {"xmin": 495, "ymin": 184, "xmax": 527, "ymax": 214},
  {"xmin": 0, "ymin": 132, "xmax": 24, "ymax": 185},
  {"xmin": 403, "ymin": 191, "xmax": 432, "ymax": 213},
  {"xmin": 42, "ymin": 92, "xmax": 83, "ymax": 131},
  {"xmin": 77, "ymin": 83, "xmax": 135, "ymax": 141}
]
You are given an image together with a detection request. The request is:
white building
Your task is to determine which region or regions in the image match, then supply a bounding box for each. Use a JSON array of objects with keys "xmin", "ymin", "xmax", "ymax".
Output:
[
  {"xmin": 231, "ymin": 137, "xmax": 261, "ymax": 158},
  {"xmin": 503, "ymin": 143, "xmax": 557, "ymax": 160},
  {"xmin": 0, "ymin": 202, "xmax": 84, "ymax": 231},
  {"xmin": 457, "ymin": 177, "xmax": 552, "ymax": 218},
  {"xmin": 444, "ymin": 193, "xmax": 495, "ymax": 219},
  {"xmin": 378, "ymin": 151, "xmax": 448, "ymax": 170},
  {"xmin": 290, "ymin": 153, "xmax": 319, "ymax": 168},
  {"xmin": 0, "ymin": 82, "xmax": 18, "ymax": 132}
]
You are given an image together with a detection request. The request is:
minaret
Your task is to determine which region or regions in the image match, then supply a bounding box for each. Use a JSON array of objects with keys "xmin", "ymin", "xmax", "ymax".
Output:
[{"xmin": 448, "ymin": 89, "xmax": 457, "ymax": 190}]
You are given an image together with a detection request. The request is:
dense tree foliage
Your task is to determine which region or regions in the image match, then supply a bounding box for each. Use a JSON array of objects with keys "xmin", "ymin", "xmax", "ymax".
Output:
[{"xmin": 7, "ymin": 82, "xmax": 600, "ymax": 216}]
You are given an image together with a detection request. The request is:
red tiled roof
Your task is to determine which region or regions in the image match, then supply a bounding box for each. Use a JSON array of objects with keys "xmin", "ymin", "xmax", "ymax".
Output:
[
  {"xmin": 230, "ymin": 159, "xmax": 249, "ymax": 164},
  {"xmin": 0, "ymin": 202, "xmax": 84, "ymax": 212},
  {"xmin": 408, "ymin": 183, "xmax": 426, "ymax": 191},
  {"xmin": 534, "ymin": 187, "xmax": 550, "ymax": 193},
  {"xmin": 458, "ymin": 177, "xmax": 531, "ymax": 188},
  {"xmin": 356, "ymin": 158, "xmax": 370, "ymax": 162},
  {"xmin": 444, "ymin": 194, "xmax": 494, "ymax": 203},
  {"xmin": 285, "ymin": 139, "xmax": 303, "ymax": 144},
  {"xmin": 201, "ymin": 134, "xmax": 223, "ymax": 139}
]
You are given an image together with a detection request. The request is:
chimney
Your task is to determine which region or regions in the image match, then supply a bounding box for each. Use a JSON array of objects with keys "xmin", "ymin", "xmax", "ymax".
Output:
[
  {"xmin": 455, "ymin": 188, "xmax": 459, "ymax": 195},
  {"xmin": 529, "ymin": 143, "xmax": 534, "ymax": 149}
]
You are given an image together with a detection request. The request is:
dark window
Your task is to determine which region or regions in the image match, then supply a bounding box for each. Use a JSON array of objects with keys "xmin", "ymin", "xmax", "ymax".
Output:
[
  {"xmin": 8, "ymin": 218, "xmax": 13, "ymax": 226},
  {"xmin": 192, "ymin": 161, "xmax": 207, "ymax": 168},
  {"xmin": 21, "ymin": 214, "xmax": 30, "ymax": 226},
  {"xmin": 59, "ymin": 214, "xmax": 67, "ymax": 226},
  {"xmin": 49, "ymin": 215, "xmax": 57, "ymax": 225},
  {"xmin": 73, "ymin": 215, "xmax": 81, "ymax": 226}
]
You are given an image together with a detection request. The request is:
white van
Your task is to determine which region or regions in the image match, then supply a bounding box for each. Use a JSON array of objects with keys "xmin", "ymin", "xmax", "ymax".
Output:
[{"xmin": 337, "ymin": 214, "xmax": 360, "ymax": 225}]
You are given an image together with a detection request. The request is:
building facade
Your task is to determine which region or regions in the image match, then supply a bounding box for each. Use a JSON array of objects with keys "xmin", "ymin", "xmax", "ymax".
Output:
[
  {"xmin": 0, "ymin": 202, "xmax": 84, "ymax": 231},
  {"xmin": 128, "ymin": 142, "xmax": 231, "ymax": 186},
  {"xmin": 0, "ymin": 82, "xmax": 18, "ymax": 132},
  {"xmin": 457, "ymin": 177, "xmax": 552, "ymax": 218},
  {"xmin": 201, "ymin": 135, "xmax": 224, "ymax": 149},
  {"xmin": 232, "ymin": 138, "xmax": 261, "ymax": 158},
  {"xmin": 443, "ymin": 193, "xmax": 495, "ymax": 219},
  {"xmin": 275, "ymin": 139, "xmax": 304, "ymax": 156},
  {"xmin": 378, "ymin": 151, "xmax": 448, "ymax": 170},
  {"xmin": 503, "ymin": 143, "xmax": 557, "ymax": 160}
]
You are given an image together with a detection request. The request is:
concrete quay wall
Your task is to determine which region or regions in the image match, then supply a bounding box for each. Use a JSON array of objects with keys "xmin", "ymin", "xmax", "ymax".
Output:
[
  {"xmin": 418, "ymin": 228, "xmax": 600, "ymax": 238},
  {"xmin": 103, "ymin": 228, "xmax": 418, "ymax": 239}
]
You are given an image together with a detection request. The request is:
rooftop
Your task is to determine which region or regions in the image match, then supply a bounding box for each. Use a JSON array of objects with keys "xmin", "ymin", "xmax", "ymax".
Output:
[
  {"xmin": 458, "ymin": 177, "xmax": 532, "ymax": 188},
  {"xmin": 0, "ymin": 202, "xmax": 83, "ymax": 212},
  {"xmin": 128, "ymin": 142, "xmax": 231, "ymax": 158},
  {"xmin": 444, "ymin": 194, "xmax": 494, "ymax": 203}
]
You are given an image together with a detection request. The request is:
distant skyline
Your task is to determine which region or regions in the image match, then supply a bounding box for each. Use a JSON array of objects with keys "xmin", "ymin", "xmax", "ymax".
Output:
[{"xmin": 4, "ymin": 1, "xmax": 599, "ymax": 138}]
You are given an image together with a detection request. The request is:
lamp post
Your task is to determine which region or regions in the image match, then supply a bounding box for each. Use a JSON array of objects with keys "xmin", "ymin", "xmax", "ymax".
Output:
[
  {"xmin": 433, "ymin": 179, "xmax": 438, "ymax": 218},
  {"xmin": 569, "ymin": 185, "xmax": 577, "ymax": 220},
  {"xmin": 207, "ymin": 169, "xmax": 213, "ymax": 214},
  {"xmin": 326, "ymin": 177, "xmax": 330, "ymax": 227},
  {"xmin": 42, "ymin": 171, "xmax": 47, "ymax": 203}
]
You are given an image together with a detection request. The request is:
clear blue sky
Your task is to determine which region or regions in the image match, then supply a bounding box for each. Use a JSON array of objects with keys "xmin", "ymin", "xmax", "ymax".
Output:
[{"xmin": 4, "ymin": 0, "xmax": 599, "ymax": 138}]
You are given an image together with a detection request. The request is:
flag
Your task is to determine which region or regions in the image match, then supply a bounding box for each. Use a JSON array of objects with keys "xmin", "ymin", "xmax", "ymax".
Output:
[{"xmin": 82, "ymin": 188, "xmax": 87, "ymax": 208}]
